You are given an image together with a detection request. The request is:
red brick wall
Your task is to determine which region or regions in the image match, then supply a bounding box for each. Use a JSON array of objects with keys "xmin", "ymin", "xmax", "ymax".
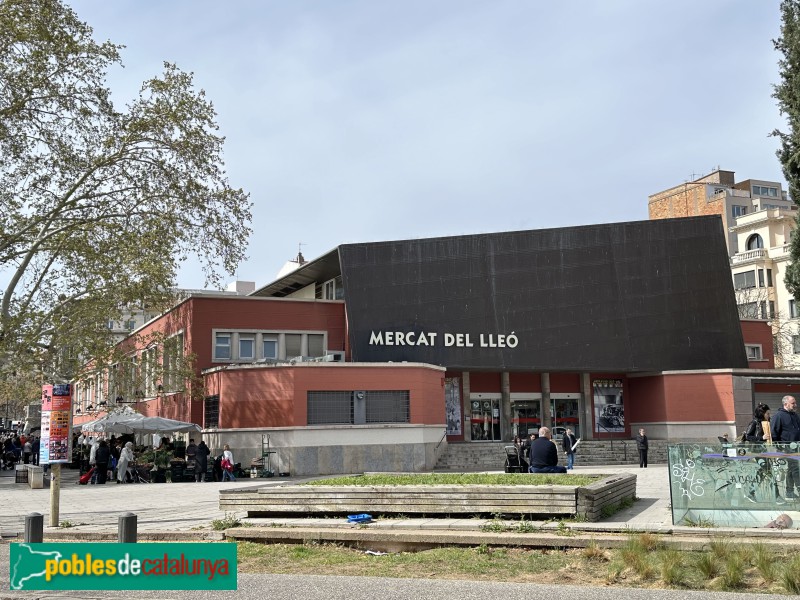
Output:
[
  {"xmin": 740, "ymin": 320, "xmax": 774, "ymax": 369},
  {"xmin": 205, "ymin": 364, "xmax": 445, "ymax": 429},
  {"xmin": 628, "ymin": 373, "xmax": 735, "ymax": 423}
]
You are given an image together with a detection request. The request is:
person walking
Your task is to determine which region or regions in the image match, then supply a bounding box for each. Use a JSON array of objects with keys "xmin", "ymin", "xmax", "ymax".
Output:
[
  {"xmin": 561, "ymin": 428, "xmax": 578, "ymax": 470},
  {"xmin": 195, "ymin": 440, "xmax": 210, "ymax": 482},
  {"xmin": 770, "ymin": 395, "xmax": 800, "ymax": 500},
  {"xmin": 528, "ymin": 427, "xmax": 567, "ymax": 474},
  {"xmin": 635, "ymin": 428, "xmax": 649, "ymax": 468},
  {"xmin": 221, "ymin": 444, "xmax": 236, "ymax": 482}
]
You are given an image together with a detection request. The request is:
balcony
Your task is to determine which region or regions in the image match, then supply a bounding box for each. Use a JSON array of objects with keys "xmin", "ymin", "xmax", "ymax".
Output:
[{"xmin": 730, "ymin": 249, "xmax": 766, "ymax": 265}]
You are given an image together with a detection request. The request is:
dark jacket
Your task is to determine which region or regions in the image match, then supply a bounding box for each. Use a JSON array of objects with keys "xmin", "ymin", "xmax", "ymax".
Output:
[
  {"xmin": 745, "ymin": 418, "xmax": 767, "ymax": 443},
  {"xmin": 529, "ymin": 437, "xmax": 559, "ymax": 468},
  {"xmin": 562, "ymin": 433, "xmax": 577, "ymax": 455},
  {"xmin": 635, "ymin": 434, "xmax": 648, "ymax": 450},
  {"xmin": 95, "ymin": 444, "xmax": 111, "ymax": 465},
  {"xmin": 771, "ymin": 408, "xmax": 800, "ymax": 442},
  {"xmin": 195, "ymin": 442, "xmax": 210, "ymax": 472}
]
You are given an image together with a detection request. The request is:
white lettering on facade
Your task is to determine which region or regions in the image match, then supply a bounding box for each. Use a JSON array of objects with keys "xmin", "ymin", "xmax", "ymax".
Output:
[{"xmin": 369, "ymin": 331, "xmax": 515, "ymax": 348}]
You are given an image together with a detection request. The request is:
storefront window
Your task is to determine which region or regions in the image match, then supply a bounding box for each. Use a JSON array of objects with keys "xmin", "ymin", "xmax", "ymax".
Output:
[
  {"xmin": 511, "ymin": 401, "xmax": 541, "ymax": 438},
  {"xmin": 470, "ymin": 399, "xmax": 500, "ymax": 441}
]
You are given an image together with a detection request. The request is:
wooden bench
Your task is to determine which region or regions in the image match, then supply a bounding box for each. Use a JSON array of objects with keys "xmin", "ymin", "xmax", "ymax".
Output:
[{"xmin": 220, "ymin": 473, "xmax": 636, "ymax": 522}]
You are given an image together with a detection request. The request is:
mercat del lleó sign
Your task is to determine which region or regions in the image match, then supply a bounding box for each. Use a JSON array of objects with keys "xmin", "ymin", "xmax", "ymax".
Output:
[{"xmin": 369, "ymin": 331, "xmax": 519, "ymax": 348}]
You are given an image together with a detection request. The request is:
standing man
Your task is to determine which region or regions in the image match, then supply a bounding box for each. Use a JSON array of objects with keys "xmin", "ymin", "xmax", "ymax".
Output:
[
  {"xmin": 528, "ymin": 427, "xmax": 567, "ymax": 474},
  {"xmin": 636, "ymin": 428, "xmax": 649, "ymax": 469},
  {"xmin": 562, "ymin": 428, "xmax": 578, "ymax": 470},
  {"xmin": 771, "ymin": 395, "xmax": 800, "ymax": 500}
]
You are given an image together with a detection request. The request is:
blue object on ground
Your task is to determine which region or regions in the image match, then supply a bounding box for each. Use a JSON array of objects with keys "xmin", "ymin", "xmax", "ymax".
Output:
[{"xmin": 347, "ymin": 513, "xmax": 372, "ymax": 523}]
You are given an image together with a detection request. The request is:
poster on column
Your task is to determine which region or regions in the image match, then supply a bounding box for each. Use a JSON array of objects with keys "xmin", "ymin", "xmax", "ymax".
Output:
[
  {"xmin": 592, "ymin": 379, "xmax": 625, "ymax": 433},
  {"xmin": 444, "ymin": 377, "xmax": 462, "ymax": 436},
  {"xmin": 40, "ymin": 384, "xmax": 73, "ymax": 464}
]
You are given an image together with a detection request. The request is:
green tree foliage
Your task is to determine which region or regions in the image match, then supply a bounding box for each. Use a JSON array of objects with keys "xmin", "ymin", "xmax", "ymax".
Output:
[
  {"xmin": 0, "ymin": 0, "xmax": 252, "ymax": 380},
  {"xmin": 774, "ymin": 0, "xmax": 800, "ymax": 299}
]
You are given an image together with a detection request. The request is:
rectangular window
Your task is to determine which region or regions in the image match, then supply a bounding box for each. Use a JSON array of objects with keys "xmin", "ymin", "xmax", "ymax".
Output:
[
  {"xmin": 791, "ymin": 300, "xmax": 799, "ymax": 319},
  {"xmin": 794, "ymin": 336, "xmax": 800, "ymax": 354},
  {"xmin": 262, "ymin": 338, "xmax": 277, "ymax": 359},
  {"xmin": 758, "ymin": 269, "xmax": 765, "ymax": 287},
  {"xmin": 769, "ymin": 301, "xmax": 775, "ymax": 319},
  {"xmin": 737, "ymin": 302, "xmax": 759, "ymax": 319},
  {"xmin": 759, "ymin": 301, "xmax": 767, "ymax": 319},
  {"xmin": 307, "ymin": 334, "xmax": 325, "ymax": 357},
  {"xmin": 214, "ymin": 333, "xmax": 231, "ymax": 360},
  {"xmin": 365, "ymin": 391, "xmax": 410, "ymax": 423},
  {"xmin": 285, "ymin": 334, "xmax": 302, "ymax": 358},
  {"xmin": 732, "ymin": 205, "xmax": 748, "ymax": 218},
  {"xmin": 745, "ymin": 345, "xmax": 763, "ymax": 360},
  {"xmin": 239, "ymin": 335, "xmax": 255, "ymax": 360},
  {"xmin": 204, "ymin": 395, "xmax": 219, "ymax": 428},
  {"xmin": 767, "ymin": 269, "xmax": 773, "ymax": 287},
  {"xmin": 307, "ymin": 391, "xmax": 353, "ymax": 424},
  {"xmin": 324, "ymin": 280, "xmax": 335, "ymax": 300},
  {"xmin": 733, "ymin": 271, "xmax": 756, "ymax": 290}
]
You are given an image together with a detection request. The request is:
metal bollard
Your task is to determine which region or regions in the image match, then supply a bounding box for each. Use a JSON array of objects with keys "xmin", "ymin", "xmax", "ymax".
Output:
[
  {"xmin": 24, "ymin": 512, "xmax": 43, "ymax": 543},
  {"xmin": 118, "ymin": 512, "xmax": 137, "ymax": 543}
]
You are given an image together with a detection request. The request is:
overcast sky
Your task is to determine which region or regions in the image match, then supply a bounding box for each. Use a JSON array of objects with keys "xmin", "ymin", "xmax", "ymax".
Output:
[{"xmin": 69, "ymin": 0, "xmax": 786, "ymax": 289}]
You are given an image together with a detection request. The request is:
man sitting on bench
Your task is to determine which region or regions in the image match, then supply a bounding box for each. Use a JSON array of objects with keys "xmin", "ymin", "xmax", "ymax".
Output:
[{"xmin": 528, "ymin": 426, "xmax": 568, "ymax": 474}]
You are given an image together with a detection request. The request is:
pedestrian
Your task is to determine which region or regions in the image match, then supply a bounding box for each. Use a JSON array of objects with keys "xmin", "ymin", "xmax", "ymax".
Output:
[
  {"xmin": 95, "ymin": 439, "xmax": 110, "ymax": 484},
  {"xmin": 195, "ymin": 440, "xmax": 210, "ymax": 482},
  {"xmin": 770, "ymin": 395, "xmax": 800, "ymax": 500},
  {"xmin": 22, "ymin": 438, "xmax": 32, "ymax": 464},
  {"xmin": 744, "ymin": 404, "xmax": 783, "ymax": 504},
  {"xmin": 635, "ymin": 428, "xmax": 649, "ymax": 468},
  {"xmin": 186, "ymin": 438, "xmax": 198, "ymax": 468},
  {"xmin": 528, "ymin": 427, "xmax": 567, "ymax": 474},
  {"xmin": 561, "ymin": 428, "xmax": 578, "ymax": 470},
  {"xmin": 88, "ymin": 437, "xmax": 99, "ymax": 483},
  {"xmin": 117, "ymin": 442, "xmax": 135, "ymax": 484},
  {"xmin": 221, "ymin": 444, "xmax": 236, "ymax": 482},
  {"xmin": 31, "ymin": 437, "xmax": 39, "ymax": 465}
]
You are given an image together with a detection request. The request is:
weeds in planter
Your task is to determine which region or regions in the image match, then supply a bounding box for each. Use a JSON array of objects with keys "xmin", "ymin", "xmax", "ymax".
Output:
[
  {"xmin": 600, "ymin": 496, "xmax": 636, "ymax": 519},
  {"xmin": 753, "ymin": 543, "xmax": 776, "ymax": 584},
  {"xmin": 58, "ymin": 521, "xmax": 74, "ymax": 528},
  {"xmin": 709, "ymin": 538, "xmax": 732, "ymax": 560},
  {"xmin": 605, "ymin": 560, "xmax": 624, "ymax": 584},
  {"xmin": 515, "ymin": 519, "xmax": 540, "ymax": 533},
  {"xmin": 555, "ymin": 521, "xmax": 573, "ymax": 537},
  {"xmin": 683, "ymin": 515, "xmax": 715, "ymax": 528},
  {"xmin": 211, "ymin": 513, "xmax": 242, "ymax": 530},
  {"xmin": 780, "ymin": 555, "xmax": 800, "ymax": 595},
  {"xmin": 659, "ymin": 549, "xmax": 683, "ymax": 587},
  {"xmin": 637, "ymin": 533, "xmax": 661, "ymax": 551},
  {"xmin": 694, "ymin": 552, "xmax": 719, "ymax": 579},
  {"xmin": 718, "ymin": 553, "xmax": 745, "ymax": 590},
  {"xmin": 581, "ymin": 539, "xmax": 607, "ymax": 561}
]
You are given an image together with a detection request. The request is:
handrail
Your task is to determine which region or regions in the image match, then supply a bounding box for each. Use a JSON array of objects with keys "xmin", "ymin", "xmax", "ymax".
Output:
[{"xmin": 434, "ymin": 429, "xmax": 447, "ymax": 451}]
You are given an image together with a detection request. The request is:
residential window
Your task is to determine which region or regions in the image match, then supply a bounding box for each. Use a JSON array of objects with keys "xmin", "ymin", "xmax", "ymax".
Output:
[
  {"xmin": 758, "ymin": 269, "xmax": 765, "ymax": 287},
  {"xmin": 737, "ymin": 303, "xmax": 759, "ymax": 319},
  {"xmin": 746, "ymin": 234, "xmax": 764, "ymax": 250},
  {"xmin": 324, "ymin": 279, "xmax": 335, "ymax": 300},
  {"xmin": 760, "ymin": 301, "xmax": 768, "ymax": 319},
  {"xmin": 732, "ymin": 205, "xmax": 748, "ymax": 218},
  {"xmin": 214, "ymin": 333, "xmax": 231, "ymax": 360},
  {"xmin": 745, "ymin": 345, "xmax": 763, "ymax": 360},
  {"xmin": 791, "ymin": 300, "xmax": 799, "ymax": 319},
  {"xmin": 794, "ymin": 335, "xmax": 800, "ymax": 354},
  {"xmin": 262, "ymin": 338, "xmax": 277, "ymax": 359},
  {"xmin": 767, "ymin": 269, "xmax": 773, "ymax": 287},
  {"xmin": 754, "ymin": 185, "xmax": 779, "ymax": 197},
  {"xmin": 239, "ymin": 335, "xmax": 255, "ymax": 360},
  {"xmin": 769, "ymin": 301, "xmax": 775, "ymax": 319},
  {"xmin": 204, "ymin": 395, "xmax": 219, "ymax": 428},
  {"xmin": 734, "ymin": 271, "xmax": 756, "ymax": 290}
]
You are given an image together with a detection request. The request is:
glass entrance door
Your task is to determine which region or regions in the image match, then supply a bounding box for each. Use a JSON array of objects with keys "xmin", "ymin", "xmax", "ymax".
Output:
[
  {"xmin": 512, "ymin": 400, "xmax": 541, "ymax": 438},
  {"xmin": 470, "ymin": 399, "xmax": 500, "ymax": 441},
  {"xmin": 551, "ymin": 398, "xmax": 580, "ymax": 440}
]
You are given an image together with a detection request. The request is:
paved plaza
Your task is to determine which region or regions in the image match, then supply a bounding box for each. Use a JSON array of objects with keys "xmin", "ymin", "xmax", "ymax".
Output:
[
  {"xmin": 0, "ymin": 463, "xmax": 798, "ymax": 540},
  {"xmin": 0, "ymin": 463, "xmax": 669, "ymax": 538}
]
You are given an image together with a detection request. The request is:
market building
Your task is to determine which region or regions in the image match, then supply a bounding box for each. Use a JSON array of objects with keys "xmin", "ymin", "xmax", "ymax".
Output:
[{"xmin": 73, "ymin": 215, "xmax": 800, "ymax": 475}]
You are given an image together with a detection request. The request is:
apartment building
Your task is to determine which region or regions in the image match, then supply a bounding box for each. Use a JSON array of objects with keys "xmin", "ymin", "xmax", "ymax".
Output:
[{"xmin": 650, "ymin": 169, "xmax": 800, "ymax": 368}]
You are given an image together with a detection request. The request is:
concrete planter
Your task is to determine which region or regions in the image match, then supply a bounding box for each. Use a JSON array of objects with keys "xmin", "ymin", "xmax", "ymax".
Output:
[{"xmin": 220, "ymin": 473, "xmax": 636, "ymax": 522}]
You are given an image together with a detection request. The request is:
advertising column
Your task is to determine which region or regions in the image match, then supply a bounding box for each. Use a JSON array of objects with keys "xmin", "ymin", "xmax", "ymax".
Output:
[
  {"xmin": 39, "ymin": 384, "xmax": 73, "ymax": 465},
  {"xmin": 40, "ymin": 383, "xmax": 73, "ymax": 526}
]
